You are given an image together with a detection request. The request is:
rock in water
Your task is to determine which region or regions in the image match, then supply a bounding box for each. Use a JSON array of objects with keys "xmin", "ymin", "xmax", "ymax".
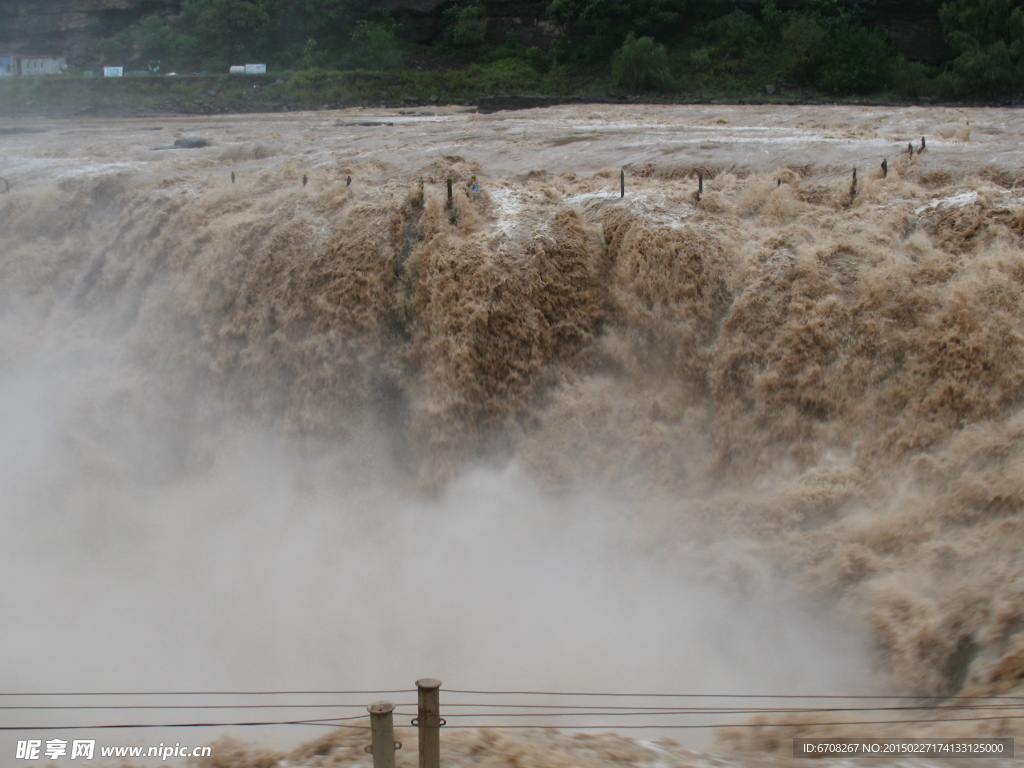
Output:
[{"xmin": 173, "ymin": 137, "xmax": 211, "ymax": 149}]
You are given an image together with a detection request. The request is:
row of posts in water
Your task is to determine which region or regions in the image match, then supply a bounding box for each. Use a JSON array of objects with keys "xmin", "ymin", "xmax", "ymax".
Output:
[
  {"xmin": 367, "ymin": 678, "xmax": 442, "ymax": 768},
  {"xmin": 0, "ymin": 132, "xmax": 932, "ymax": 199},
  {"xmin": 0, "ymin": 148, "xmax": 918, "ymax": 202},
  {"xmin": 218, "ymin": 135, "xmax": 928, "ymax": 206},
  {"xmin": 848, "ymin": 135, "xmax": 925, "ymax": 203}
]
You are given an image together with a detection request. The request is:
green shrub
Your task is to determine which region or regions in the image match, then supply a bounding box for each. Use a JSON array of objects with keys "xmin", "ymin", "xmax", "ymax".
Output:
[
  {"xmin": 479, "ymin": 41, "xmax": 552, "ymax": 74},
  {"xmin": 548, "ymin": 0, "xmax": 686, "ymax": 64},
  {"xmin": 612, "ymin": 33, "xmax": 671, "ymax": 91},
  {"xmin": 709, "ymin": 10, "xmax": 763, "ymax": 57},
  {"xmin": 687, "ymin": 47, "xmax": 713, "ymax": 73},
  {"xmin": 478, "ymin": 57, "xmax": 542, "ymax": 91},
  {"xmin": 299, "ymin": 37, "xmax": 330, "ymax": 69},
  {"xmin": 816, "ymin": 23, "xmax": 894, "ymax": 94},
  {"xmin": 892, "ymin": 59, "xmax": 941, "ymax": 99},
  {"xmin": 181, "ymin": 0, "xmax": 272, "ymax": 65},
  {"xmin": 940, "ymin": 0, "xmax": 1024, "ymax": 96},
  {"xmin": 943, "ymin": 40, "xmax": 1020, "ymax": 96},
  {"xmin": 141, "ymin": 15, "xmax": 178, "ymax": 64},
  {"xmin": 348, "ymin": 20, "xmax": 403, "ymax": 70},
  {"xmin": 443, "ymin": 3, "xmax": 487, "ymax": 49},
  {"xmin": 98, "ymin": 30, "xmax": 137, "ymax": 65},
  {"xmin": 781, "ymin": 15, "xmax": 826, "ymax": 83}
]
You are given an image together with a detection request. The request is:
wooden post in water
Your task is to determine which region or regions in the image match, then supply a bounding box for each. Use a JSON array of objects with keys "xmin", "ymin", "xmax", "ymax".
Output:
[
  {"xmin": 881, "ymin": 158, "xmax": 888, "ymax": 178},
  {"xmin": 367, "ymin": 701, "xmax": 398, "ymax": 768},
  {"xmin": 849, "ymin": 166, "xmax": 857, "ymax": 204},
  {"xmin": 446, "ymin": 178, "xmax": 453, "ymax": 206},
  {"xmin": 347, "ymin": 175, "xmax": 352, "ymax": 187},
  {"xmin": 620, "ymin": 169, "xmax": 625, "ymax": 198},
  {"xmin": 415, "ymin": 678, "xmax": 442, "ymax": 768},
  {"xmin": 698, "ymin": 170, "xmax": 704, "ymax": 195}
]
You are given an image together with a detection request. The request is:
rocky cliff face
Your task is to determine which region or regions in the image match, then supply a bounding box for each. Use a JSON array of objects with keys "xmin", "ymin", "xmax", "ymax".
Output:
[
  {"xmin": 376, "ymin": 0, "xmax": 555, "ymax": 47},
  {"xmin": 869, "ymin": 11, "xmax": 948, "ymax": 62},
  {"xmin": 0, "ymin": 0, "xmax": 178, "ymax": 62}
]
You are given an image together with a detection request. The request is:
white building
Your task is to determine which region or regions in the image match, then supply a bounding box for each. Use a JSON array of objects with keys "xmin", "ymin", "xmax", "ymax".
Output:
[{"xmin": 18, "ymin": 56, "xmax": 67, "ymax": 75}]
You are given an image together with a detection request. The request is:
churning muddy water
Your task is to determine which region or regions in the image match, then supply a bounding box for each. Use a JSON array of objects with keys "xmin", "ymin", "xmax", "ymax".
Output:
[{"xmin": 2, "ymin": 103, "xmax": 1024, "ymax": 766}]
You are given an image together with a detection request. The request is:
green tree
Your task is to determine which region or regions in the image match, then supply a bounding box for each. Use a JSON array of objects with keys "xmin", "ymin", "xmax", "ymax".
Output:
[
  {"xmin": 940, "ymin": 0, "xmax": 1024, "ymax": 95},
  {"xmin": 781, "ymin": 15, "xmax": 827, "ymax": 83},
  {"xmin": 816, "ymin": 23, "xmax": 894, "ymax": 94},
  {"xmin": 264, "ymin": 0, "xmax": 365, "ymax": 64},
  {"xmin": 612, "ymin": 33, "xmax": 671, "ymax": 91},
  {"xmin": 757, "ymin": 0, "xmax": 894, "ymax": 94},
  {"xmin": 444, "ymin": 3, "xmax": 487, "ymax": 49},
  {"xmin": 141, "ymin": 14, "xmax": 178, "ymax": 63},
  {"xmin": 548, "ymin": 0, "xmax": 690, "ymax": 62},
  {"xmin": 300, "ymin": 37, "xmax": 330, "ymax": 69},
  {"xmin": 98, "ymin": 29, "xmax": 136, "ymax": 64},
  {"xmin": 708, "ymin": 10, "xmax": 763, "ymax": 57},
  {"xmin": 181, "ymin": 0, "xmax": 272, "ymax": 64},
  {"xmin": 349, "ymin": 19, "xmax": 403, "ymax": 70}
]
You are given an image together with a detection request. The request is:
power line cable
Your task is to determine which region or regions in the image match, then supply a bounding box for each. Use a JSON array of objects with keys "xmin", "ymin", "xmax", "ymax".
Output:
[
  {"xmin": 442, "ymin": 689, "xmax": 1024, "ymax": 700},
  {"xmin": 0, "ymin": 717, "xmax": 367, "ymax": 732},
  {"xmin": 0, "ymin": 696, "xmax": 417, "ymax": 700}
]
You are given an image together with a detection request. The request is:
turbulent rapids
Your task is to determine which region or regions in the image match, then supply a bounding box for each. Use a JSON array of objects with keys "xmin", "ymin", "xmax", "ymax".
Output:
[{"xmin": 3, "ymin": 104, "xmax": 1024, "ymax": 766}]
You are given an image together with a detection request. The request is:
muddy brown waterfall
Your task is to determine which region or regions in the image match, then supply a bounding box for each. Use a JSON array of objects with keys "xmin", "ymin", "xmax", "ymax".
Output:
[{"xmin": 1, "ymin": 104, "xmax": 1023, "ymax": 765}]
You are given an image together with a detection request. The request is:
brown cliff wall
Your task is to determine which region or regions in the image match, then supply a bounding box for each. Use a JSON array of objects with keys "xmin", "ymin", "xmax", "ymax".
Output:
[{"xmin": 0, "ymin": 0, "xmax": 177, "ymax": 61}]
